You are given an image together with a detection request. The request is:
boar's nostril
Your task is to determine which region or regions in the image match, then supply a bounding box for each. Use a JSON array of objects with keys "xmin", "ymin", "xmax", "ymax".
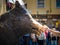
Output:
[{"xmin": 32, "ymin": 27, "xmax": 38, "ymax": 30}]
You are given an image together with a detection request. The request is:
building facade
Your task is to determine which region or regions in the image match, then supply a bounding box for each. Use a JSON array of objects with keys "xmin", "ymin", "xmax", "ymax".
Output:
[{"xmin": 24, "ymin": 0, "xmax": 60, "ymax": 15}]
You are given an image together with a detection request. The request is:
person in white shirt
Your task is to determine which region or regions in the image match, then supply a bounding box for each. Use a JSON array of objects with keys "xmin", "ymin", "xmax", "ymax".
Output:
[
  {"xmin": 30, "ymin": 33, "xmax": 37, "ymax": 45},
  {"xmin": 36, "ymin": 31, "xmax": 46, "ymax": 45}
]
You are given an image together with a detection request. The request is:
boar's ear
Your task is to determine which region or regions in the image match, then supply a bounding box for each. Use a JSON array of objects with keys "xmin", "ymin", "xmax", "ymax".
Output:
[
  {"xmin": 15, "ymin": 1, "xmax": 22, "ymax": 8},
  {"xmin": 15, "ymin": 1, "xmax": 28, "ymax": 14}
]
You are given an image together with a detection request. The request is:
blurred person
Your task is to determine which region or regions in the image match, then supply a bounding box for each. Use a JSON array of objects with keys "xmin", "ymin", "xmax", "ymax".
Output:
[
  {"xmin": 44, "ymin": 25, "xmax": 51, "ymax": 45},
  {"xmin": 23, "ymin": 34, "xmax": 30, "ymax": 45},
  {"xmin": 36, "ymin": 31, "xmax": 46, "ymax": 45},
  {"xmin": 51, "ymin": 28, "xmax": 57, "ymax": 45},
  {"xmin": 6, "ymin": 0, "xmax": 25, "ymax": 10},
  {"xmin": 19, "ymin": 37, "xmax": 24, "ymax": 45},
  {"xmin": 30, "ymin": 33, "xmax": 37, "ymax": 45},
  {"xmin": 46, "ymin": 31, "xmax": 51, "ymax": 45},
  {"xmin": 56, "ymin": 28, "xmax": 60, "ymax": 45},
  {"xmin": 6, "ymin": 0, "xmax": 16, "ymax": 10}
]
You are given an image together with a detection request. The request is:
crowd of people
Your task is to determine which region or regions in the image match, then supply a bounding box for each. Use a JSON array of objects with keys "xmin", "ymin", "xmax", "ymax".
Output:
[{"xmin": 19, "ymin": 26, "xmax": 59, "ymax": 45}]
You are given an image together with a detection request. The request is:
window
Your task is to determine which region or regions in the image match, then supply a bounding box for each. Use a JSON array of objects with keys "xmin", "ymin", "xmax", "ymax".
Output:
[
  {"xmin": 56, "ymin": 0, "xmax": 60, "ymax": 8},
  {"xmin": 37, "ymin": 0, "xmax": 44, "ymax": 8}
]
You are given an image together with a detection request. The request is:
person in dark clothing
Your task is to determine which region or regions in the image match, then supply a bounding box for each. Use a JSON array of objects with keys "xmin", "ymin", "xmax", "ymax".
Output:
[
  {"xmin": 56, "ymin": 28, "xmax": 60, "ymax": 45},
  {"xmin": 30, "ymin": 33, "xmax": 37, "ymax": 45},
  {"xmin": 51, "ymin": 28, "xmax": 57, "ymax": 45},
  {"xmin": 46, "ymin": 31, "xmax": 51, "ymax": 45},
  {"xmin": 51, "ymin": 27, "xmax": 57, "ymax": 45},
  {"xmin": 51, "ymin": 36, "xmax": 57, "ymax": 45},
  {"xmin": 19, "ymin": 37, "xmax": 24, "ymax": 45},
  {"xmin": 23, "ymin": 34, "xmax": 30, "ymax": 45}
]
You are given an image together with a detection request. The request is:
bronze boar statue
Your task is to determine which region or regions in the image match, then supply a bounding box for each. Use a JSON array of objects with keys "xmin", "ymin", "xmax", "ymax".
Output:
[{"xmin": 0, "ymin": 1, "xmax": 34, "ymax": 45}]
